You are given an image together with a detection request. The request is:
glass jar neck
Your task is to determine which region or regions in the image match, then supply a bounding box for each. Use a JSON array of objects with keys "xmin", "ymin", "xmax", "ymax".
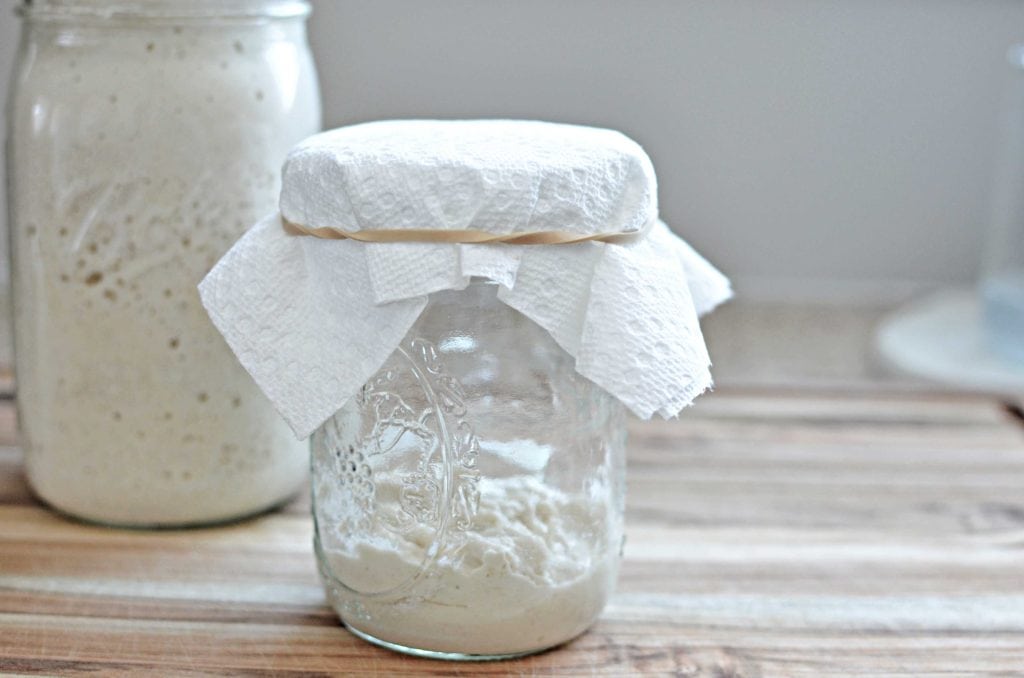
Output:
[{"xmin": 20, "ymin": 0, "xmax": 310, "ymax": 22}]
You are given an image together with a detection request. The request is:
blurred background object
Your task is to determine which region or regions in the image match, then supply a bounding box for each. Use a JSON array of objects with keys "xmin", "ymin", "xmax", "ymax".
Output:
[
  {"xmin": 3, "ymin": 0, "xmax": 320, "ymax": 525},
  {"xmin": 2, "ymin": 0, "xmax": 1023, "ymax": 389},
  {"xmin": 982, "ymin": 43, "xmax": 1024, "ymax": 367},
  {"xmin": 875, "ymin": 36, "xmax": 1024, "ymax": 396}
]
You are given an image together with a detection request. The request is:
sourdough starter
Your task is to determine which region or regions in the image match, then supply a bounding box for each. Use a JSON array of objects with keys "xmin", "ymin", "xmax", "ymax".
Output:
[
  {"xmin": 7, "ymin": 7, "xmax": 320, "ymax": 524},
  {"xmin": 320, "ymin": 475, "xmax": 618, "ymax": 656}
]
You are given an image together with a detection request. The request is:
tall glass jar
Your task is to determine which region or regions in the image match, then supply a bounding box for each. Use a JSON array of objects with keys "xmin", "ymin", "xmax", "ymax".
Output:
[
  {"xmin": 312, "ymin": 281, "xmax": 627, "ymax": 660},
  {"xmin": 982, "ymin": 43, "xmax": 1024, "ymax": 366},
  {"xmin": 5, "ymin": 0, "xmax": 321, "ymax": 526}
]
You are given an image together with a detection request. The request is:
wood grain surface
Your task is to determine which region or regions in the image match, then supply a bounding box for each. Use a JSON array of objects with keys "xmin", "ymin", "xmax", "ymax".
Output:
[{"xmin": 1, "ymin": 387, "xmax": 1023, "ymax": 677}]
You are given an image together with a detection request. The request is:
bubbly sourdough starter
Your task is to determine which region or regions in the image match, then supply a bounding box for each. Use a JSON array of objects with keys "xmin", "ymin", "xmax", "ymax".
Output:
[
  {"xmin": 7, "ymin": 13, "xmax": 320, "ymax": 524},
  {"xmin": 320, "ymin": 476, "xmax": 617, "ymax": 656}
]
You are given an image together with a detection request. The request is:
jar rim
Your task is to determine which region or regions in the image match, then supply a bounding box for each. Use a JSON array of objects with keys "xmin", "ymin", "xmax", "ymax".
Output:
[{"xmin": 19, "ymin": 0, "xmax": 311, "ymax": 22}]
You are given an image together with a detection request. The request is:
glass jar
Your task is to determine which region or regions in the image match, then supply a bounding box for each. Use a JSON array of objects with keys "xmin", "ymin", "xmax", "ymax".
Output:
[
  {"xmin": 5, "ymin": 0, "xmax": 321, "ymax": 526},
  {"xmin": 982, "ymin": 43, "xmax": 1024, "ymax": 366},
  {"xmin": 312, "ymin": 281, "xmax": 627, "ymax": 660}
]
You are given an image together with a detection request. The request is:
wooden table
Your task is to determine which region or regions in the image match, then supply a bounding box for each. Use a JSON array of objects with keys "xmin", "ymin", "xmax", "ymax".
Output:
[{"xmin": 2, "ymin": 385, "xmax": 1024, "ymax": 676}]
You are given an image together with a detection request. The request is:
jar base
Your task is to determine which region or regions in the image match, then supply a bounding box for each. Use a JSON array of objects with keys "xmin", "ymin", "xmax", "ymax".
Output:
[
  {"xmin": 341, "ymin": 623, "xmax": 557, "ymax": 662},
  {"xmin": 27, "ymin": 485, "xmax": 301, "ymax": 531}
]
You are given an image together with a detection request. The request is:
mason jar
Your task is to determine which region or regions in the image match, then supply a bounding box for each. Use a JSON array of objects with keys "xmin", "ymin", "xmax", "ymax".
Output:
[
  {"xmin": 981, "ymin": 42, "xmax": 1024, "ymax": 365},
  {"xmin": 5, "ymin": 0, "xmax": 321, "ymax": 526},
  {"xmin": 312, "ymin": 280, "xmax": 628, "ymax": 660}
]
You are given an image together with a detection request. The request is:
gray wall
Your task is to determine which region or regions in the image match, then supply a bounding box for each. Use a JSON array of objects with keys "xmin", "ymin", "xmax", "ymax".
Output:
[{"xmin": 3, "ymin": 0, "xmax": 1024, "ymax": 301}]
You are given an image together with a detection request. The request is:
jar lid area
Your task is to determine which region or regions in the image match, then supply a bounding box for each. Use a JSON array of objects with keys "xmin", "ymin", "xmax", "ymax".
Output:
[
  {"xmin": 281, "ymin": 120, "xmax": 658, "ymax": 242},
  {"xmin": 21, "ymin": 0, "xmax": 310, "ymax": 20}
]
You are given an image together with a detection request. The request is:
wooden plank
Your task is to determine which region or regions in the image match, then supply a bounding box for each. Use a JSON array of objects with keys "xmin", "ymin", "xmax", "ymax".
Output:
[
  {"xmin": 0, "ymin": 389, "xmax": 1023, "ymax": 676},
  {"xmin": 2, "ymin": 613, "xmax": 1024, "ymax": 676}
]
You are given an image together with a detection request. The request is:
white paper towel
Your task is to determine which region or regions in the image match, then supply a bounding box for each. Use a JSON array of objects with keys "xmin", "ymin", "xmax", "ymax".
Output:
[
  {"xmin": 199, "ymin": 120, "xmax": 731, "ymax": 438},
  {"xmin": 279, "ymin": 119, "xmax": 657, "ymax": 239}
]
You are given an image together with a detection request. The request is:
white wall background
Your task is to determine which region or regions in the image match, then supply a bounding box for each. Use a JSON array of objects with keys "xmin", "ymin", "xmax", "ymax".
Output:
[{"xmin": 3, "ymin": 0, "xmax": 1024, "ymax": 301}]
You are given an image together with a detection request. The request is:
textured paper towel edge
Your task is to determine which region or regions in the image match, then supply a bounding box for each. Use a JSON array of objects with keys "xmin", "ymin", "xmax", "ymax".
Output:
[{"xmin": 199, "ymin": 215, "xmax": 731, "ymax": 439}]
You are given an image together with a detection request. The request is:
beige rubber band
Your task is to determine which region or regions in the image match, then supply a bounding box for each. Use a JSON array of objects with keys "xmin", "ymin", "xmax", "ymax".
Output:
[{"xmin": 282, "ymin": 216, "xmax": 648, "ymax": 245}]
